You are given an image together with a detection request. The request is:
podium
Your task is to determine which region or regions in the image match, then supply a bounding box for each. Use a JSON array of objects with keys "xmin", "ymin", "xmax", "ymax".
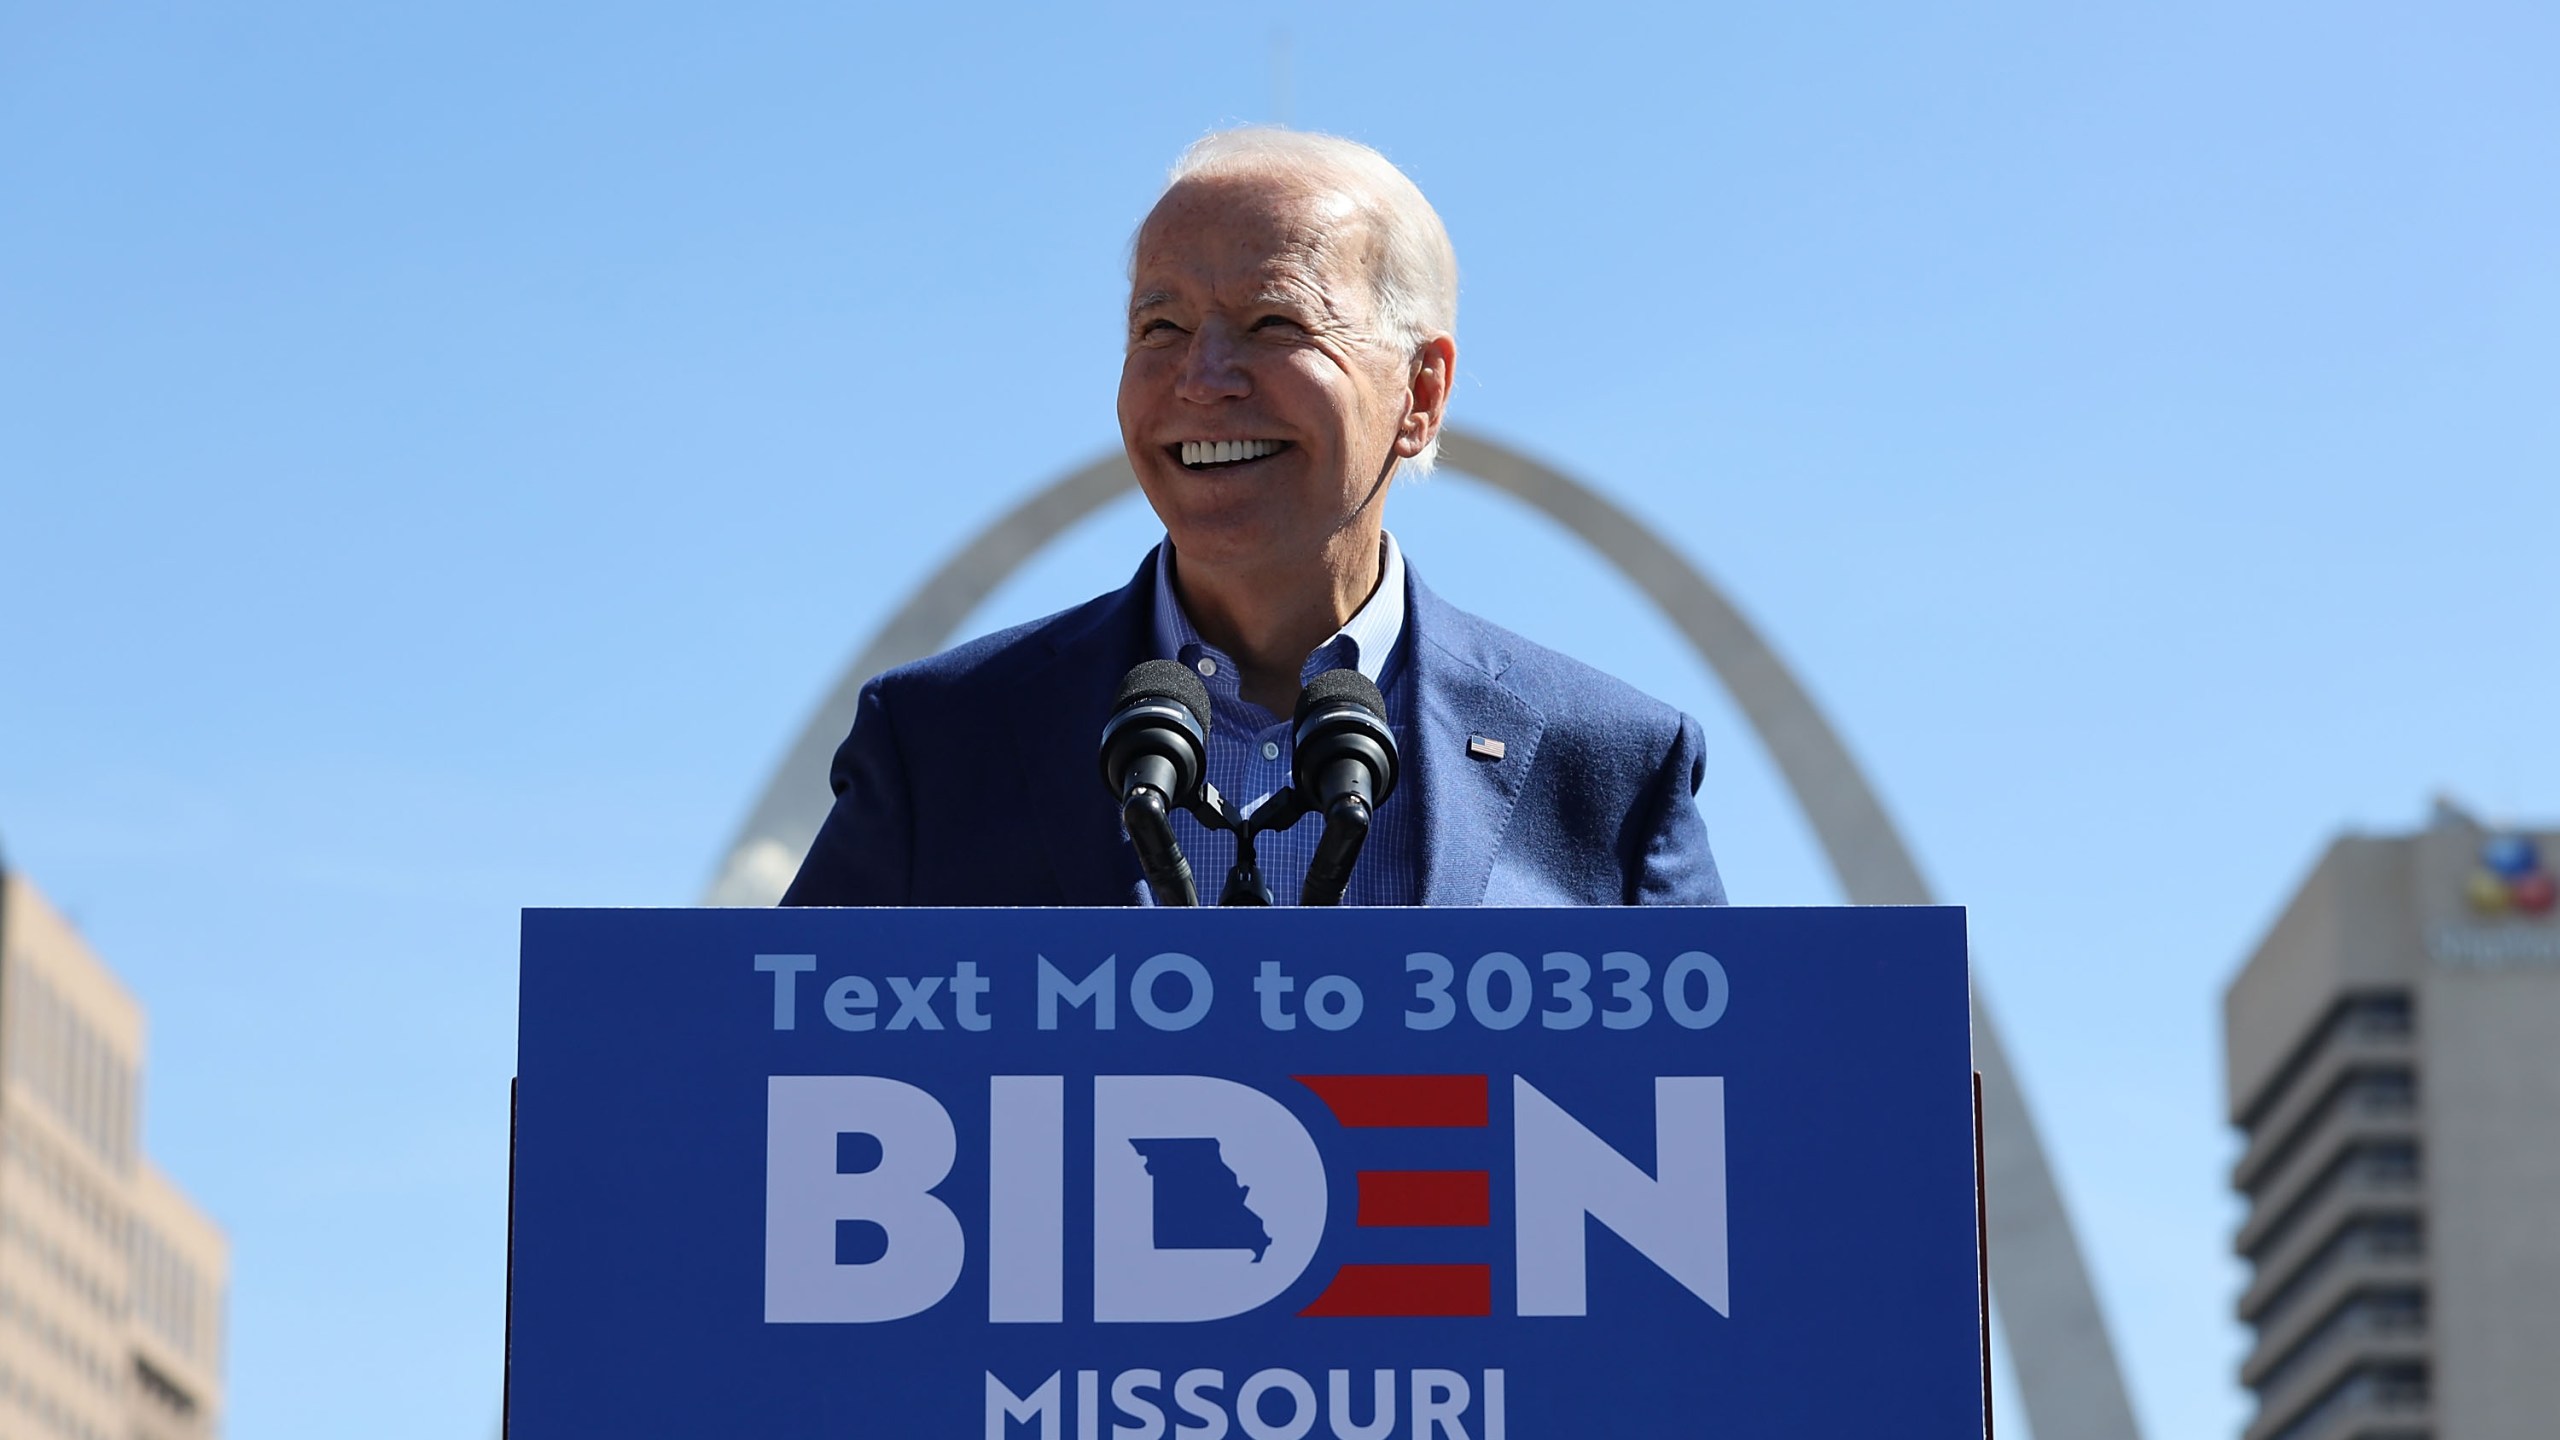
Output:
[{"xmin": 505, "ymin": 905, "xmax": 1988, "ymax": 1437}]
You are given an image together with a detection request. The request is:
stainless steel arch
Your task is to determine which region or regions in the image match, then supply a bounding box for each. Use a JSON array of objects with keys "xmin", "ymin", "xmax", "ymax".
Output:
[{"xmin": 706, "ymin": 428, "xmax": 2144, "ymax": 1440}]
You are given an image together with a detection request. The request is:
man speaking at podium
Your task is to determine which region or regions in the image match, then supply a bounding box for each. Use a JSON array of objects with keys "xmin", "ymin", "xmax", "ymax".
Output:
[{"xmin": 784, "ymin": 128, "xmax": 1725, "ymax": 908}]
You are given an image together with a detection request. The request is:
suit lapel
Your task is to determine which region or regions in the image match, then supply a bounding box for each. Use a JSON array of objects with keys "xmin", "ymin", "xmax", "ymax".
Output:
[
  {"xmin": 1406, "ymin": 574, "xmax": 1547, "ymax": 907},
  {"xmin": 1009, "ymin": 555, "xmax": 1160, "ymax": 905}
]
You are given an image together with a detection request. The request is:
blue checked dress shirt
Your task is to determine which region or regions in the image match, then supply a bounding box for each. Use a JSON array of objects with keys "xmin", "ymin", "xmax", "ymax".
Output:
[{"xmin": 1151, "ymin": 533, "xmax": 1421, "ymax": 906}]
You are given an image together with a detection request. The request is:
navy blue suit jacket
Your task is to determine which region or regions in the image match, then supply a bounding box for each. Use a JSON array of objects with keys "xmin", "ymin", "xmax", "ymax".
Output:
[{"xmin": 781, "ymin": 552, "xmax": 1725, "ymax": 907}]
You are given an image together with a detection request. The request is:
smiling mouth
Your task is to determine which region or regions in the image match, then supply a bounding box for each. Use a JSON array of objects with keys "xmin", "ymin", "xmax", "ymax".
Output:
[{"xmin": 1173, "ymin": 439, "xmax": 1290, "ymax": 470}]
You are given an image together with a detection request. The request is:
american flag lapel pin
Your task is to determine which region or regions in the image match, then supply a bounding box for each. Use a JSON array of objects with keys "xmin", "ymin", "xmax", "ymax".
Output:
[{"xmin": 1466, "ymin": 733, "xmax": 1506, "ymax": 762}]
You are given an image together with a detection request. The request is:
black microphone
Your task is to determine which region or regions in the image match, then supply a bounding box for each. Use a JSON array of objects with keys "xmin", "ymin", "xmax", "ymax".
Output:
[
  {"xmin": 1100, "ymin": 661, "xmax": 1213, "ymax": 906},
  {"xmin": 1292, "ymin": 668, "xmax": 1399, "ymax": 906}
]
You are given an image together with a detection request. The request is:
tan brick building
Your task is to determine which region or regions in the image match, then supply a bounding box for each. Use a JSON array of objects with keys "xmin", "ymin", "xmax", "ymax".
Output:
[
  {"xmin": 2225, "ymin": 801, "xmax": 2560, "ymax": 1440},
  {"xmin": 0, "ymin": 868, "xmax": 227, "ymax": 1440}
]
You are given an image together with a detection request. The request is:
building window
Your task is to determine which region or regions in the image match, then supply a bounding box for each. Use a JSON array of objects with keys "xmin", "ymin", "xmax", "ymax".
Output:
[
  {"xmin": 2253, "ymin": 1288, "xmax": 2427, "ymax": 1399},
  {"xmin": 2239, "ymin": 991, "xmax": 2416, "ymax": 1132},
  {"xmin": 2265, "ymin": 1361, "xmax": 2429, "ymax": 1440},
  {"xmin": 2247, "ymin": 1142, "xmax": 2423, "ymax": 1265},
  {"xmin": 2243, "ymin": 1067, "xmax": 2420, "ymax": 1204}
]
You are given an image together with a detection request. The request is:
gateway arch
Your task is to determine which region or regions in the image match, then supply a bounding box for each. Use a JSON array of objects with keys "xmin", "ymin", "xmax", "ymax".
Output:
[{"xmin": 707, "ymin": 427, "xmax": 2144, "ymax": 1440}]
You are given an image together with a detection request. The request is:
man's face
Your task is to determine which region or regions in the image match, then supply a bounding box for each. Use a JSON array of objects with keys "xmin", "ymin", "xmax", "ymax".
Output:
[{"xmin": 1118, "ymin": 174, "xmax": 1418, "ymax": 578}]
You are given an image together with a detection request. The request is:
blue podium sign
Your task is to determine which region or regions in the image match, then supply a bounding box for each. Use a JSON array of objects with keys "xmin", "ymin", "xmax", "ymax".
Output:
[{"xmin": 508, "ymin": 906, "xmax": 1983, "ymax": 1438}]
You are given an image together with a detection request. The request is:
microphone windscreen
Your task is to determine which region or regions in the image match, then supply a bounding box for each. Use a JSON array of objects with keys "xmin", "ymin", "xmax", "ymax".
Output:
[
  {"xmin": 1116, "ymin": 659, "xmax": 1213, "ymax": 729},
  {"xmin": 1296, "ymin": 667, "xmax": 1386, "ymax": 725}
]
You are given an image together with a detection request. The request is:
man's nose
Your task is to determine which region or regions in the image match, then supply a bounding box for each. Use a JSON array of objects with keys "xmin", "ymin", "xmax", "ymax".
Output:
[{"xmin": 1175, "ymin": 323, "xmax": 1251, "ymax": 403}]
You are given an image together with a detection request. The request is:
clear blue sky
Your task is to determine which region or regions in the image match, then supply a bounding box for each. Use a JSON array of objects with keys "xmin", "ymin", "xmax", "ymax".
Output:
[{"xmin": 3, "ymin": 3, "xmax": 2554, "ymax": 1437}]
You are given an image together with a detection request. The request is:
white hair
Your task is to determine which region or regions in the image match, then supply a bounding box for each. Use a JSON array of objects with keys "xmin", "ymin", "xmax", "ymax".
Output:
[{"xmin": 1154, "ymin": 127, "xmax": 1459, "ymax": 474}]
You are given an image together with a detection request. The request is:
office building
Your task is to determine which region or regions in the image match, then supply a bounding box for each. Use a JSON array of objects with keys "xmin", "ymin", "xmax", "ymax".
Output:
[
  {"xmin": 2224, "ymin": 801, "xmax": 2560, "ymax": 1439},
  {"xmin": 0, "ymin": 866, "xmax": 228, "ymax": 1440}
]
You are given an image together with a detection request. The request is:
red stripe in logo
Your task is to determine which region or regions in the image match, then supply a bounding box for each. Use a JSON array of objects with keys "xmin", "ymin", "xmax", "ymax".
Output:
[
  {"xmin": 1295, "ymin": 1074, "xmax": 1488, "ymax": 1128},
  {"xmin": 1299, "ymin": 1264, "xmax": 1493, "ymax": 1318},
  {"xmin": 1356, "ymin": 1170, "xmax": 1491, "ymax": 1228}
]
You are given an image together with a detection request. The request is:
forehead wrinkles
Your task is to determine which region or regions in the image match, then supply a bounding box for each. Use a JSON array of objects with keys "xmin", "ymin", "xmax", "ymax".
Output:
[{"xmin": 1131, "ymin": 182, "xmax": 1382, "ymax": 330}]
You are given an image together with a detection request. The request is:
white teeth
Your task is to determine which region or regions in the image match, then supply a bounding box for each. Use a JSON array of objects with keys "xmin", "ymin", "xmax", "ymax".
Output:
[{"xmin": 1180, "ymin": 439, "xmax": 1283, "ymax": 468}]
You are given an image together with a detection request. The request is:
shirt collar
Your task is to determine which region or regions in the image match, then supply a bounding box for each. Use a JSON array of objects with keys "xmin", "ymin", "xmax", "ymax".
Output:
[{"xmin": 1152, "ymin": 531, "xmax": 1408, "ymax": 689}]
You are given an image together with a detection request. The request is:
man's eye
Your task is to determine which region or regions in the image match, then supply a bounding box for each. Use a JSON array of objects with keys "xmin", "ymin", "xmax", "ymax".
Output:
[
  {"xmin": 1136, "ymin": 319, "xmax": 1184, "ymax": 342},
  {"xmin": 1251, "ymin": 315, "xmax": 1303, "ymax": 333}
]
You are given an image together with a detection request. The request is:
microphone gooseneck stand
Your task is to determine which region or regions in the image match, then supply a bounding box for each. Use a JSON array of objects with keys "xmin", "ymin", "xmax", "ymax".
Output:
[
  {"xmin": 1118, "ymin": 785, "xmax": 1197, "ymax": 907},
  {"xmin": 1212, "ymin": 789, "xmax": 1276, "ymax": 907},
  {"xmin": 1103, "ymin": 663, "xmax": 1400, "ymax": 907},
  {"xmin": 1291, "ymin": 668, "xmax": 1399, "ymax": 906},
  {"xmin": 1100, "ymin": 661, "xmax": 1218, "ymax": 907}
]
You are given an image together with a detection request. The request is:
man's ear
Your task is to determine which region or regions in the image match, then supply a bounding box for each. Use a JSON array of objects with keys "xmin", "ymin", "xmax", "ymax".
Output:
[{"xmin": 1394, "ymin": 334, "xmax": 1458, "ymax": 459}]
